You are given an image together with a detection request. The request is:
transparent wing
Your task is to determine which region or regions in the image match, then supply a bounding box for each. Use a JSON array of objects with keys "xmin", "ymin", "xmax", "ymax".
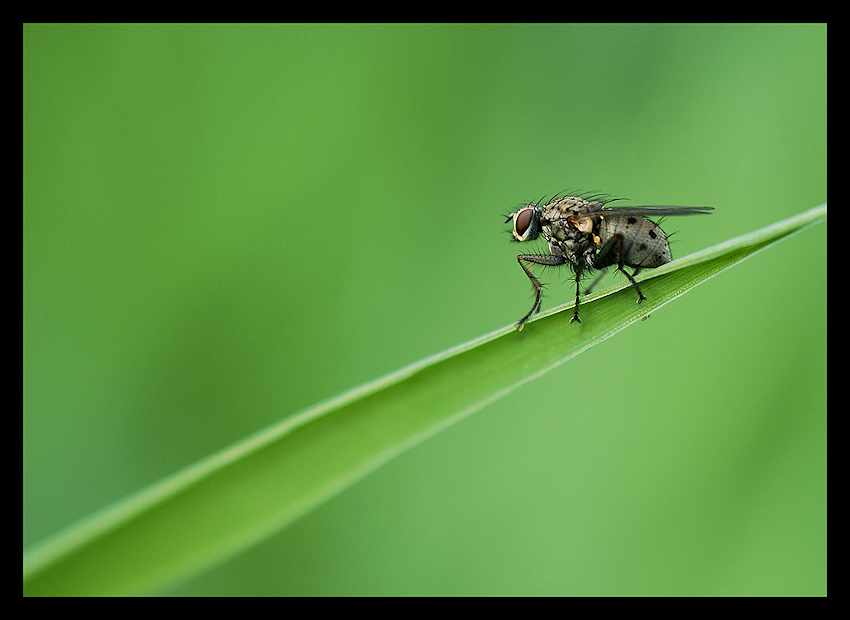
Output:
[{"xmin": 599, "ymin": 205, "xmax": 714, "ymax": 216}]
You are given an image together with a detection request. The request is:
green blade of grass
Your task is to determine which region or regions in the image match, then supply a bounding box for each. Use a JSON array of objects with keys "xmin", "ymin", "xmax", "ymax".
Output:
[{"xmin": 23, "ymin": 204, "xmax": 826, "ymax": 596}]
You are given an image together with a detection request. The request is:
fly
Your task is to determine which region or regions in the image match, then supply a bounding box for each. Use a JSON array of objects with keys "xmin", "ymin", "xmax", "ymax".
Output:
[{"xmin": 505, "ymin": 194, "xmax": 713, "ymax": 329}]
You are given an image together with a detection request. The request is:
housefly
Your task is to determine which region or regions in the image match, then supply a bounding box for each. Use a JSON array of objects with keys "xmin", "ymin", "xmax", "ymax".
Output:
[{"xmin": 505, "ymin": 195, "xmax": 713, "ymax": 329}]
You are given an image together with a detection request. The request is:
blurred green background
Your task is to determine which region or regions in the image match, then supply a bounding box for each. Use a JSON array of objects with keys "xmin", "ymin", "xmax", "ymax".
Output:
[{"xmin": 23, "ymin": 24, "xmax": 825, "ymax": 595}]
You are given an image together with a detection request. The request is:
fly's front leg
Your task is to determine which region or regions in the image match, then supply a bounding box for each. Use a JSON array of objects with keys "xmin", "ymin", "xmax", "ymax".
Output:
[{"xmin": 515, "ymin": 254, "xmax": 568, "ymax": 330}]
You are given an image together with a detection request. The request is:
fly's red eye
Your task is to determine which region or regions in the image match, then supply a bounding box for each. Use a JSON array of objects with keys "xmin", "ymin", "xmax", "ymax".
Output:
[{"xmin": 515, "ymin": 208, "xmax": 534, "ymax": 236}]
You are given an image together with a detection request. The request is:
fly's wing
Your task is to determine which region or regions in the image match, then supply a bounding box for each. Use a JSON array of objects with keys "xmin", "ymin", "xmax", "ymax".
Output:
[{"xmin": 599, "ymin": 205, "xmax": 713, "ymax": 216}]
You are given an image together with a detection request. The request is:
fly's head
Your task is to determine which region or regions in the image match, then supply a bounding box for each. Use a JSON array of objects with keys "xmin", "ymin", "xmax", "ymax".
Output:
[{"xmin": 505, "ymin": 204, "xmax": 542, "ymax": 242}]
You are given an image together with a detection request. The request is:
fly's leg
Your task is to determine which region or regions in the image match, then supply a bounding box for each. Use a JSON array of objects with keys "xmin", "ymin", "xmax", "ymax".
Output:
[
  {"xmin": 583, "ymin": 270, "xmax": 608, "ymax": 296},
  {"xmin": 570, "ymin": 263, "xmax": 584, "ymax": 323},
  {"xmin": 621, "ymin": 267, "xmax": 646, "ymax": 304},
  {"xmin": 595, "ymin": 234, "xmax": 620, "ymax": 266},
  {"xmin": 515, "ymin": 254, "xmax": 568, "ymax": 330},
  {"xmin": 596, "ymin": 234, "xmax": 646, "ymax": 304}
]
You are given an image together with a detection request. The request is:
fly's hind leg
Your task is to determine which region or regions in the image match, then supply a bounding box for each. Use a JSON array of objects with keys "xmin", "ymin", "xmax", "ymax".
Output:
[
  {"xmin": 596, "ymin": 234, "xmax": 646, "ymax": 304},
  {"xmin": 515, "ymin": 254, "xmax": 568, "ymax": 330},
  {"xmin": 621, "ymin": 267, "xmax": 646, "ymax": 304}
]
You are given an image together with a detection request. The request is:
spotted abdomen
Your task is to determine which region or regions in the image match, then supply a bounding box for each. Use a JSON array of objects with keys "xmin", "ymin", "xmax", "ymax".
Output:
[{"xmin": 599, "ymin": 215, "xmax": 671, "ymax": 268}]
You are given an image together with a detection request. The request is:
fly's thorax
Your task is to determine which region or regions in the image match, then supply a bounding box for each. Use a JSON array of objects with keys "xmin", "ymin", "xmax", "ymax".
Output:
[
  {"xmin": 546, "ymin": 195, "xmax": 605, "ymax": 216},
  {"xmin": 544, "ymin": 226, "xmax": 596, "ymax": 265},
  {"xmin": 536, "ymin": 199, "xmax": 601, "ymax": 266},
  {"xmin": 599, "ymin": 215, "xmax": 672, "ymax": 268},
  {"xmin": 547, "ymin": 238, "xmax": 596, "ymax": 267}
]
